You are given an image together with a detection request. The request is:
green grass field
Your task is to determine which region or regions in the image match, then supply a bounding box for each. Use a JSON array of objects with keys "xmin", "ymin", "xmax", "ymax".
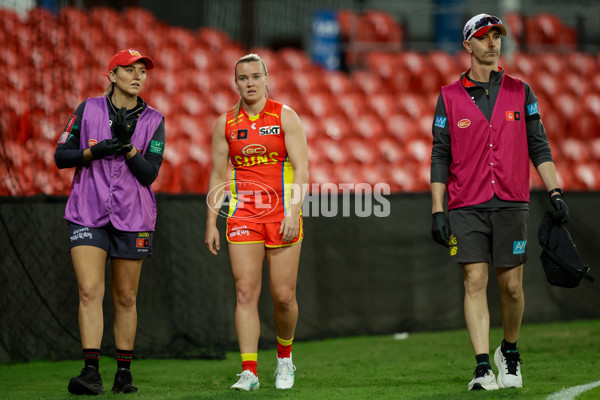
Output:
[{"xmin": 1, "ymin": 319, "xmax": 599, "ymax": 399}]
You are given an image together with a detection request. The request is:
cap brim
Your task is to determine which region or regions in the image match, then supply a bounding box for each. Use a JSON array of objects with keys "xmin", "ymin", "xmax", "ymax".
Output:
[
  {"xmin": 473, "ymin": 24, "xmax": 507, "ymax": 38},
  {"xmin": 125, "ymin": 56, "xmax": 154, "ymax": 70}
]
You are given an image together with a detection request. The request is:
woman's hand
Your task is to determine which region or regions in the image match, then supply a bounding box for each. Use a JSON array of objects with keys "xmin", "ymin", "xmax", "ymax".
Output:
[
  {"xmin": 205, "ymin": 225, "xmax": 221, "ymax": 256},
  {"xmin": 279, "ymin": 214, "xmax": 299, "ymax": 243}
]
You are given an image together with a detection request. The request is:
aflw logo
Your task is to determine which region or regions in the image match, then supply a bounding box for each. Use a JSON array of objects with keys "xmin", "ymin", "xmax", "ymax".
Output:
[{"xmin": 259, "ymin": 125, "xmax": 280, "ymax": 136}]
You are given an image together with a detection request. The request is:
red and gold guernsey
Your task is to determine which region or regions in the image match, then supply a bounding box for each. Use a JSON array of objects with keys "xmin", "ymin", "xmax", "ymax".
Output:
[{"xmin": 225, "ymin": 99, "xmax": 295, "ymax": 223}]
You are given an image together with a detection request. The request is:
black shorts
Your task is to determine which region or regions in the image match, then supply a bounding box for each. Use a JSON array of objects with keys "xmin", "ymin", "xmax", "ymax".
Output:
[
  {"xmin": 67, "ymin": 222, "xmax": 153, "ymax": 259},
  {"xmin": 448, "ymin": 209, "xmax": 528, "ymax": 268}
]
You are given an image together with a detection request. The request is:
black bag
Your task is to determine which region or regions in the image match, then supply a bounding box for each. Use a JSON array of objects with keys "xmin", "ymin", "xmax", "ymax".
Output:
[{"xmin": 537, "ymin": 212, "xmax": 595, "ymax": 288}]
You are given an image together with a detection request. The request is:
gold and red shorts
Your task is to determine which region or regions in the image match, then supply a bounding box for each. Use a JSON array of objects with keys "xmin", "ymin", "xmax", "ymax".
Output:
[{"xmin": 226, "ymin": 217, "xmax": 303, "ymax": 248}]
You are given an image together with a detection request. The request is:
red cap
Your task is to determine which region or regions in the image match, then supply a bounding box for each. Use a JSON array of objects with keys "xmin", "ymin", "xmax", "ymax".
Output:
[{"xmin": 107, "ymin": 49, "xmax": 154, "ymax": 74}]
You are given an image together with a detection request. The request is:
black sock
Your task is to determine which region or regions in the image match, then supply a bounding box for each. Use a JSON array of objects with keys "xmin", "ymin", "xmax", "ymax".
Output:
[
  {"xmin": 475, "ymin": 353, "xmax": 490, "ymax": 367},
  {"xmin": 116, "ymin": 349, "xmax": 133, "ymax": 370},
  {"xmin": 501, "ymin": 339, "xmax": 518, "ymax": 353},
  {"xmin": 83, "ymin": 349, "xmax": 100, "ymax": 369}
]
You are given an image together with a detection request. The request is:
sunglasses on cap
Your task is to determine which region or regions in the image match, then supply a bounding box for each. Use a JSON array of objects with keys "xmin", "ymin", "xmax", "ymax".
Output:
[{"xmin": 465, "ymin": 16, "xmax": 502, "ymax": 40}]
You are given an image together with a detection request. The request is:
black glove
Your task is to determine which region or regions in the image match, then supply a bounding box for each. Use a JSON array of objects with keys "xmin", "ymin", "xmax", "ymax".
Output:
[
  {"xmin": 113, "ymin": 107, "xmax": 136, "ymax": 151},
  {"xmin": 550, "ymin": 192, "xmax": 570, "ymax": 224},
  {"xmin": 431, "ymin": 212, "xmax": 450, "ymax": 247},
  {"xmin": 90, "ymin": 138, "xmax": 121, "ymax": 158}
]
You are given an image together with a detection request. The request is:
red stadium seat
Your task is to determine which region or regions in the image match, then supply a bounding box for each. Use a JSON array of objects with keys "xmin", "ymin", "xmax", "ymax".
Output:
[
  {"xmin": 318, "ymin": 138, "xmax": 347, "ymax": 164},
  {"xmin": 278, "ymin": 47, "xmax": 314, "ymax": 72},
  {"xmin": 405, "ymin": 138, "xmax": 431, "ymax": 164},
  {"xmin": 304, "ymin": 91, "xmax": 341, "ymax": 118},
  {"xmin": 346, "ymin": 138, "xmax": 377, "ymax": 165},
  {"xmin": 377, "ymin": 137, "xmax": 404, "ymax": 163},
  {"xmin": 397, "ymin": 93, "xmax": 427, "ymax": 118},
  {"xmin": 308, "ymin": 164, "xmax": 337, "ymax": 186},
  {"xmin": 320, "ymin": 70, "xmax": 352, "ymax": 95},
  {"xmin": 561, "ymin": 138, "xmax": 590, "ymax": 163},
  {"xmin": 322, "ymin": 116, "xmax": 353, "ymax": 141},
  {"xmin": 351, "ymin": 70, "xmax": 386, "ymax": 95},
  {"xmin": 354, "ymin": 113, "xmax": 385, "ymax": 140},
  {"xmin": 290, "ymin": 71, "xmax": 324, "ymax": 94},
  {"xmin": 197, "ymin": 27, "xmax": 231, "ymax": 54},
  {"xmin": 503, "ymin": 12, "xmax": 524, "ymax": 45},
  {"xmin": 370, "ymin": 93, "xmax": 397, "ymax": 119},
  {"xmin": 367, "ymin": 52, "xmax": 396, "ymax": 81},
  {"xmin": 338, "ymin": 92, "xmax": 373, "ymax": 119},
  {"xmin": 574, "ymin": 162, "xmax": 600, "ymax": 190},
  {"xmin": 384, "ymin": 112, "xmax": 418, "ymax": 141}
]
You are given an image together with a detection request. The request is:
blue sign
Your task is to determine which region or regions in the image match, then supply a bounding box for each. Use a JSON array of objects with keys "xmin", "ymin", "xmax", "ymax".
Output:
[{"xmin": 311, "ymin": 10, "xmax": 341, "ymax": 70}]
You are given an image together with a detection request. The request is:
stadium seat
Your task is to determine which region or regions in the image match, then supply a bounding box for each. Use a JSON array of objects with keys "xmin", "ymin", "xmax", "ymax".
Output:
[
  {"xmin": 304, "ymin": 91, "xmax": 341, "ymax": 118},
  {"xmin": 363, "ymin": 10, "xmax": 403, "ymax": 44},
  {"xmin": 309, "ymin": 164, "xmax": 338, "ymax": 186},
  {"xmin": 575, "ymin": 163, "xmax": 600, "ymax": 190},
  {"xmin": 366, "ymin": 52, "xmax": 395, "ymax": 81},
  {"xmin": 279, "ymin": 47, "xmax": 314, "ymax": 72},
  {"xmin": 321, "ymin": 115, "xmax": 352, "ymax": 141},
  {"xmin": 370, "ymin": 93, "xmax": 397, "ymax": 119},
  {"xmin": 300, "ymin": 115, "xmax": 325, "ymax": 143},
  {"xmin": 397, "ymin": 93, "xmax": 427, "ymax": 118},
  {"xmin": 351, "ymin": 70, "xmax": 386, "ymax": 95},
  {"xmin": 377, "ymin": 137, "xmax": 404, "ymax": 163},
  {"xmin": 338, "ymin": 92, "xmax": 373, "ymax": 119},
  {"xmin": 346, "ymin": 137, "xmax": 377, "ymax": 165},
  {"xmin": 290, "ymin": 70, "xmax": 324, "ymax": 94},
  {"xmin": 384, "ymin": 112, "xmax": 418, "ymax": 141},
  {"xmin": 405, "ymin": 138, "xmax": 431, "ymax": 164},
  {"xmin": 197, "ymin": 27, "xmax": 231, "ymax": 54},
  {"xmin": 503, "ymin": 12, "xmax": 524, "ymax": 46},
  {"xmin": 317, "ymin": 137, "xmax": 347, "ymax": 164},
  {"xmin": 354, "ymin": 113, "xmax": 385, "ymax": 140},
  {"xmin": 562, "ymin": 138, "xmax": 590, "ymax": 163},
  {"xmin": 320, "ymin": 70, "xmax": 352, "ymax": 95}
]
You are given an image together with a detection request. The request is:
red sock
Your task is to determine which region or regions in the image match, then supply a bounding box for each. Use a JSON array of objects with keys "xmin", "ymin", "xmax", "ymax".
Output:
[
  {"xmin": 242, "ymin": 360, "xmax": 257, "ymax": 376},
  {"xmin": 277, "ymin": 343, "xmax": 292, "ymax": 358}
]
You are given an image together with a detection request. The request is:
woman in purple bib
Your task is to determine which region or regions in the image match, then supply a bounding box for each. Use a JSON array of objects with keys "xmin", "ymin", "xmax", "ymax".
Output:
[{"xmin": 54, "ymin": 48, "xmax": 165, "ymax": 395}]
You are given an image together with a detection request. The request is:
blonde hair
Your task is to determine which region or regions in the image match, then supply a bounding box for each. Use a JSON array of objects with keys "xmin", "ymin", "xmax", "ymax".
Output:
[
  {"xmin": 102, "ymin": 66, "xmax": 118, "ymax": 97},
  {"xmin": 233, "ymin": 54, "xmax": 268, "ymax": 121}
]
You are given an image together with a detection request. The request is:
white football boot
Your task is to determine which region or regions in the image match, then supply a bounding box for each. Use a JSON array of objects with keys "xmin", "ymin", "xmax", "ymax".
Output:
[
  {"xmin": 274, "ymin": 354, "xmax": 296, "ymax": 389},
  {"xmin": 231, "ymin": 370, "xmax": 259, "ymax": 391}
]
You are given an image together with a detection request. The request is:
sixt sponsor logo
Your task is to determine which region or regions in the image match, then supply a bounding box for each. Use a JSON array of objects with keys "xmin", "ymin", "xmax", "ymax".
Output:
[{"xmin": 259, "ymin": 125, "xmax": 281, "ymax": 136}]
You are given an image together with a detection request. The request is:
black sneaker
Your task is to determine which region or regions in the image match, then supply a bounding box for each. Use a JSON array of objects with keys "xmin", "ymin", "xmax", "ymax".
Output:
[
  {"xmin": 68, "ymin": 365, "xmax": 105, "ymax": 395},
  {"xmin": 111, "ymin": 368, "xmax": 138, "ymax": 394}
]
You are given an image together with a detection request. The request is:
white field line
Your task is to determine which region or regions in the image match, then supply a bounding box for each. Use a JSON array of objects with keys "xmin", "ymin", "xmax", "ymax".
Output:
[{"xmin": 547, "ymin": 380, "xmax": 600, "ymax": 400}]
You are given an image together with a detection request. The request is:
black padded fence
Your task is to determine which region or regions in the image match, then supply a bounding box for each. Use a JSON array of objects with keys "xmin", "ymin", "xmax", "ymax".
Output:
[{"xmin": 1, "ymin": 192, "xmax": 599, "ymax": 363}]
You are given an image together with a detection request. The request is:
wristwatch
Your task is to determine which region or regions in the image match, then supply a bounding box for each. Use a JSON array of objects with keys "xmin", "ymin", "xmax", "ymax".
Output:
[
  {"xmin": 548, "ymin": 188, "xmax": 563, "ymax": 197},
  {"xmin": 122, "ymin": 143, "xmax": 134, "ymax": 153}
]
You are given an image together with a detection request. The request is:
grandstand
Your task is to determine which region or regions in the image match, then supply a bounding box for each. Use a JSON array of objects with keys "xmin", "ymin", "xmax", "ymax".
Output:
[{"xmin": 1, "ymin": 2, "xmax": 600, "ymax": 196}]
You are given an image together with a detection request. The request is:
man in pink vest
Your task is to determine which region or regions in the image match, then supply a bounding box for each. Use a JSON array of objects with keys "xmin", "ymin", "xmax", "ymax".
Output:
[{"xmin": 430, "ymin": 14, "xmax": 569, "ymax": 391}]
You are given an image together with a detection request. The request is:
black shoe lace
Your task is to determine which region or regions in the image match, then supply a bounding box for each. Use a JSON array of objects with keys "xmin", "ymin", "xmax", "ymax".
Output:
[
  {"xmin": 474, "ymin": 364, "xmax": 492, "ymax": 378},
  {"xmin": 504, "ymin": 351, "xmax": 522, "ymax": 375}
]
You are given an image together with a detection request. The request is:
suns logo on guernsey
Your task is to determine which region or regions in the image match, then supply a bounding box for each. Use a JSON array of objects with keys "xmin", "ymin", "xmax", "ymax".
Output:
[
  {"xmin": 242, "ymin": 144, "xmax": 267, "ymax": 156},
  {"xmin": 88, "ymin": 139, "xmax": 98, "ymax": 147},
  {"xmin": 457, "ymin": 119, "xmax": 471, "ymax": 128}
]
